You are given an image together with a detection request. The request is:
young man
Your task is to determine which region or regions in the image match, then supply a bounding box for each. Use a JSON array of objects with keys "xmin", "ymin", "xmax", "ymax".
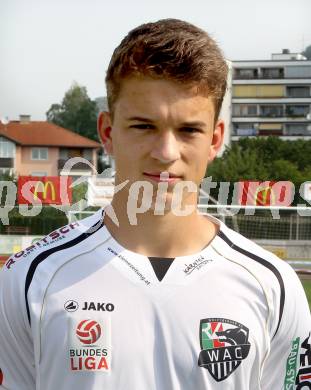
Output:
[{"xmin": 0, "ymin": 19, "xmax": 310, "ymax": 390}]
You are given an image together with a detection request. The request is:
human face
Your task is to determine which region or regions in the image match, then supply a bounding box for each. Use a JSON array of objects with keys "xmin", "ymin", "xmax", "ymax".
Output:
[{"xmin": 98, "ymin": 77, "xmax": 224, "ymax": 210}]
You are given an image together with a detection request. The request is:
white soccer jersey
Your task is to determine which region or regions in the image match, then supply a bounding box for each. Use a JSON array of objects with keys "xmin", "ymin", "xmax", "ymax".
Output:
[{"xmin": 0, "ymin": 209, "xmax": 310, "ymax": 389}]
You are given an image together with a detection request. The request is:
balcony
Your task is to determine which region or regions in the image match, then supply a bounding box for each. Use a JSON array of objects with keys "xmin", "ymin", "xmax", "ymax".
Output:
[
  {"xmin": 58, "ymin": 159, "xmax": 93, "ymax": 170},
  {"xmin": 260, "ymin": 107, "xmax": 284, "ymax": 118},
  {"xmin": 0, "ymin": 158, "xmax": 13, "ymax": 168},
  {"xmin": 233, "ymin": 69, "xmax": 284, "ymax": 80},
  {"xmin": 233, "ymin": 127, "xmax": 258, "ymax": 136},
  {"xmin": 234, "ymin": 70, "xmax": 258, "ymax": 80},
  {"xmin": 234, "ymin": 74, "xmax": 286, "ymax": 80},
  {"xmin": 285, "ymin": 107, "xmax": 310, "ymax": 118}
]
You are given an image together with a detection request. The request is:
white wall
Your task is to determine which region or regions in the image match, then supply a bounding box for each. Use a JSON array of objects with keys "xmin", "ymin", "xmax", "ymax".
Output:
[{"xmin": 218, "ymin": 60, "xmax": 232, "ymax": 157}]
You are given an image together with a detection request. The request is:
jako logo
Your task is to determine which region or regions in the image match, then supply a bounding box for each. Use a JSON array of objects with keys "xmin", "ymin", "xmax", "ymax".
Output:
[
  {"xmin": 76, "ymin": 320, "xmax": 102, "ymax": 345},
  {"xmin": 82, "ymin": 301, "xmax": 115, "ymax": 312},
  {"xmin": 64, "ymin": 300, "xmax": 79, "ymax": 312}
]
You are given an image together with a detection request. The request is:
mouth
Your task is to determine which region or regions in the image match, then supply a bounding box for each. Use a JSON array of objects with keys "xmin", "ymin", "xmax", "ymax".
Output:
[{"xmin": 143, "ymin": 172, "xmax": 182, "ymax": 183}]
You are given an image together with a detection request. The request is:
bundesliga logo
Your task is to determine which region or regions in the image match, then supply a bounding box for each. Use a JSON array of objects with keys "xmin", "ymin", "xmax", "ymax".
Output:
[
  {"xmin": 69, "ymin": 319, "xmax": 110, "ymax": 372},
  {"xmin": 198, "ymin": 318, "xmax": 251, "ymax": 382},
  {"xmin": 76, "ymin": 319, "xmax": 102, "ymax": 345}
]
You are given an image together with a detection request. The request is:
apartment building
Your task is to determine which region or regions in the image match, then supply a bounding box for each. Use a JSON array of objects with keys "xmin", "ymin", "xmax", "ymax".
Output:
[
  {"xmin": 231, "ymin": 50, "xmax": 311, "ymax": 140},
  {"xmin": 0, "ymin": 115, "xmax": 101, "ymax": 177}
]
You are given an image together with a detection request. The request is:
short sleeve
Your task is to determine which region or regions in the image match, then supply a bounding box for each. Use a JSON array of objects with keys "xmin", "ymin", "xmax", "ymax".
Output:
[
  {"xmin": 260, "ymin": 263, "xmax": 311, "ymax": 389},
  {"xmin": 0, "ymin": 258, "xmax": 36, "ymax": 389}
]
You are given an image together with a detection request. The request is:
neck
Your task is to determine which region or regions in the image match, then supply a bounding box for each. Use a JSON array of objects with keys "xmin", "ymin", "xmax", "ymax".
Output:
[{"xmin": 103, "ymin": 192, "xmax": 218, "ymax": 258}]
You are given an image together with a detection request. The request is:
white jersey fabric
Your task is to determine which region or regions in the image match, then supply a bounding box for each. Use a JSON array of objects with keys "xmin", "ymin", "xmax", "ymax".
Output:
[{"xmin": 0, "ymin": 208, "xmax": 310, "ymax": 390}]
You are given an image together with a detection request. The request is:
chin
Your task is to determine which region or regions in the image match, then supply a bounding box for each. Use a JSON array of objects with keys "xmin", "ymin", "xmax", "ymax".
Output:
[{"xmin": 150, "ymin": 192, "xmax": 196, "ymax": 215}]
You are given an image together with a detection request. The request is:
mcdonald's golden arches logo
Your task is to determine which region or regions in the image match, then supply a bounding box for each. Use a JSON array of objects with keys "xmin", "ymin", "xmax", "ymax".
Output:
[
  {"xmin": 254, "ymin": 185, "xmax": 276, "ymax": 206},
  {"xmin": 33, "ymin": 180, "xmax": 56, "ymax": 201},
  {"xmin": 17, "ymin": 176, "xmax": 72, "ymax": 205}
]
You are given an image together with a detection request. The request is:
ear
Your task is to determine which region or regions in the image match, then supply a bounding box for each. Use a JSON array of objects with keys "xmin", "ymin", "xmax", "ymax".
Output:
[
  {"xmin": 97, "ymin": 111, "xmax": 113, "ymax": 155},
  {"xmin": 208, "ymin": 119, "xmax": 225, "ymax": 163}
]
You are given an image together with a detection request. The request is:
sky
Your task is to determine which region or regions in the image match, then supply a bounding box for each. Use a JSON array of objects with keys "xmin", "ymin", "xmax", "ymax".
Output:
[{"xmin": 1, "ymin": 0, "xmax": 311, "ymax": 121}]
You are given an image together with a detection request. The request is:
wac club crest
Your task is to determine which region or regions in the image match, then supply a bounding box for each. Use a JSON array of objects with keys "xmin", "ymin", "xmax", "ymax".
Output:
[{"xmin": 198, "ymin": 318, "xmax": 251, "ymax": 382}]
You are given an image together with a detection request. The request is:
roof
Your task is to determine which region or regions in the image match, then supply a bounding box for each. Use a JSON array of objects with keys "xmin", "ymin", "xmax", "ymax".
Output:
[
  {"xmin": 0, "ymin": 121, "xmax": 101, "ymax": 148},
  {"xmin": 232, "ymin": 59, "xmax": 311, "ymax": 64}
]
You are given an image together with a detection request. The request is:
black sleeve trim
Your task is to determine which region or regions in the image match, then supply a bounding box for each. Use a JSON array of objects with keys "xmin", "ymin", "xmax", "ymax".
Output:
[
  {"xmin": 25, "ymin": 218, "xmax": 105, "ymax": 325},
  {"xmin": 217, "ymin": 230, "xmax": 285, "ymax": 338}
]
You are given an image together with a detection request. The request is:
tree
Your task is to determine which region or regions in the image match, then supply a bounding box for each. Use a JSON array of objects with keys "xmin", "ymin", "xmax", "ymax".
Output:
[
  {"xmin": 302, "ymin": 44, "xmax": 311, "ymax": 60},
  {"xmin": 207, "ymin": 143, "xmax": 269, "ymax": 182},
  {"xmin": 46, "ymin": 82, "xmax": 98, "ymax": 141},
  {"xmin": 206, "ymin": 138, "xmax": 311, "ymax": 205}
]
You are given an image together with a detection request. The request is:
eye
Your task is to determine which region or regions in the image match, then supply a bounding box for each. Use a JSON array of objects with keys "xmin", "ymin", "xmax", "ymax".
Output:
[
  {"xmin": 129, "ymin": 124, "xmax": 155, "ymax": 130},
  {"xmin": 180, "ymin": 127, "xmax": 202, "ymax": 134}
]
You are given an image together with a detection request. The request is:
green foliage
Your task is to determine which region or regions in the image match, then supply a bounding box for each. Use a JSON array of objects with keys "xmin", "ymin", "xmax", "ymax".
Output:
[
  {"xmin": 0, "ymin": 172, "xmax": 16, "ymax": 182},
  {"xmin": 302, "ymin": 44, "xmax": 311, "ymax": 60},
  {"xmin": 0, "ymin": 207, "xmax": 67, "ymax": 236},
  {"xmin": 270, "ymin": 160, "xmax": 303, "ymax": 184},
  {"xmin": 0, "ymin": 178, "xmax": 89, "ymax": 234},
  {"xmin": 208, "ymin": 143, "xmax": 269, "ymax": 182},
  {"xmin": 206, "ymin": 137, "xmax": 311, "ymax": 205},
  {"xmin": 301, "ymin": 280, "xmax": 311, "ymax": 310},
  {"xmin": 72, "ymin": 181, "xmax": 88, "ymax": 204},
  {"xmin": 46, "ymin": 82, "xmax": 98, "ymax": 141},
  {"xmin": 0, "ymin": 174, "xmax": 17, "ymax": 207}
]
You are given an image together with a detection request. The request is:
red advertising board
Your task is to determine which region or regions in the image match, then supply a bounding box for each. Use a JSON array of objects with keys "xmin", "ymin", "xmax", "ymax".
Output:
[
  {"xmin": 239, "ymin": 181, "xmax": 293, "ymax": 206},
  {"xmin": 18, "ymin": 176, "xmax": 72, "ymax": 205},
  {"xmin": 0, "ymin": 256, "xmax": 8, "ymax": 268}
]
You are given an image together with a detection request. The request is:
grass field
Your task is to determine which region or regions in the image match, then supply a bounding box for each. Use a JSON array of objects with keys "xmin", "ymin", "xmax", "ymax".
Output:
[{"xmin": 302, "ymin": 280, "xmax": 311, "ymax": 310}]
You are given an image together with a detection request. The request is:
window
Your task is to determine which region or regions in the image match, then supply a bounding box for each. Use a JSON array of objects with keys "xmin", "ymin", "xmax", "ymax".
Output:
[
  {"xmin": 233, "ymin": 104, "xmax": 257, "ymax": 116},
  {"xmin": 59, "ymin": 148, "xmax": 69, "ymax": 159},
  {"xmin": 31, "ymin": 147, "xmax": 48, "ymax": 160},
  {"xmin": 68, "ymin": 148, "xmax": 83, "ymax": 158},
  {"xmin": 261, "ymin": 68, "xmax": 284, "ymax": 79},
  {"xmin": 31, "ymin": 172, "xmax": 47, "ymax": 177},
  {"xmin": 83, "ymin": 149, "xmax": 92, "ymax": 160},
  {"xmin": 0, "ymin": 168, "xmax": 11, "ymax": 175},
  {"xmin": 260, "ymin": 105, "xmax": 283, "ymax": 117},
  {"xmin": 233, "ymin": 123, "xmax": 257, "ymax": 136},
  {"xmin": 0, "ymin": 137, "xmax": 16, "ymax": 158},
  {"xmin": 234, "ymin": 68, "xmax": 258, "ymax": 79},
  {"xmin": 286, "ymin": 105, "xmax": 310, "ymax": 117},
  {"xmin": 287, "ymin": 86, "xmax": 310, "ymax": 98},
  {"xmin": 285, "ymin": 66, "xmax": 311, "ymax": 78},
  {"xmin": 285, "ymin": 124, "xmax": 310, "ymax": 136}
]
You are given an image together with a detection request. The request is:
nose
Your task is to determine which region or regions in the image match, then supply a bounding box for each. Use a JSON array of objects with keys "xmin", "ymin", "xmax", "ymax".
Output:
[{"xmin": 150, "ymin": 131, "xmax": 181, "ymax": 164}]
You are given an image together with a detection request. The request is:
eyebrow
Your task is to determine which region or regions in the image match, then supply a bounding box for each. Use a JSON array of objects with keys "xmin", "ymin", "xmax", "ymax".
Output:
[
  {"xmin": 126, "ymin": 117, "xmax": 207, "ymax": 128},
  {"xmin": 126, "ymin": 116, "xmax": 154, "ymax": 123},
  {"xmin": 179, "ymin": 121, "xmax": 207, "ymax": 128}
]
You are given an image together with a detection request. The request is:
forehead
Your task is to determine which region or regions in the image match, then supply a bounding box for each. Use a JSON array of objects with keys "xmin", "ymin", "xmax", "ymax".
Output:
[{"xmin": 113, "ymin": 77, "xmax": 216, "ymax": 123}]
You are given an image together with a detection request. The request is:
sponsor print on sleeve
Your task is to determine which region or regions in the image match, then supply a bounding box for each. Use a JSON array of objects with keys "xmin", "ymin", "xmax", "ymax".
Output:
[
  {"xmin": 5, "ymin": 222, "xmax": 81, "ymax": 270},
  {"xmin": 284, "ymin": 337, "xmax": 300, "ymax": 389},
  {"xmin": 296, "ymin": 333, "xmax": 311, "ymax": 389},
  {"xmin": 68, "ymin": 317, "xmax": 111, "ymax": 373},
  {"xmin": 198, "ymin": 318, "xmax": 251, "ymax": 382}
]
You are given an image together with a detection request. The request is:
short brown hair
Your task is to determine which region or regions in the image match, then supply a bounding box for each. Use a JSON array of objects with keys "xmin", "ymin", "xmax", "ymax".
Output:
[{"xmin": 106, "ymin": 18, "xmax": 228, "ymax": 120}]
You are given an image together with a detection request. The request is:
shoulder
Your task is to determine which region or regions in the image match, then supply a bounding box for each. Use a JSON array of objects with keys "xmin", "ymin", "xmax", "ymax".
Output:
[
  {"xmin": 0, "ymin": 209, "xmax": 105, "ymax": 326},
  {"xmin": 212, "ymin": 220, "xmax": 308, "ymax": 337},
  {"xmin": 0, "ymin": 209, "xmax": 104, "ymax": 281},
  {"xmin": 215, "ymin": 221, "xmax": 295, "ymax": 281}
]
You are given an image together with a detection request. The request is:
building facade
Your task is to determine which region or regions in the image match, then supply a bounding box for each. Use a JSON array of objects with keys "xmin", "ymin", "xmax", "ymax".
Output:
[
  {"xmin": 231, "ymin": 50, "xmax": 311, "ymax": 140},
  {"xmin": 0, "ymin": 116, "xmax": 101, "ymax": 177}
]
